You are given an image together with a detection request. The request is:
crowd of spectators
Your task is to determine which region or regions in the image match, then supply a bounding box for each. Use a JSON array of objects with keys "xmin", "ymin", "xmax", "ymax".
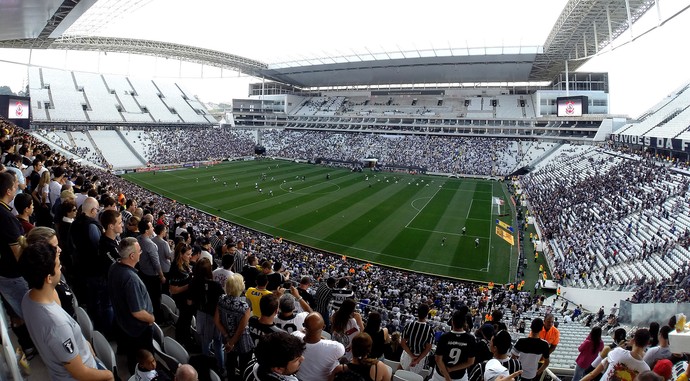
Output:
[
  {"xmin": 4, "ymin": 118, "xmax": 690, "ymax": 380},
  {"xmin": 521, "ymin": 145, "xmax": 690, "ymax": 301},
  {"xmin": 36, "ymin": 127, "xmax": 257, "ymax": 167},
  {"xmin": 261, "ymin": 130, "xmax": 518, "ymax": 176},
  {"xmin": 145, "ymin": 128, "xmax": 256, "ymax": 165},
  {"xmin": 1, "ymin": 119, "xmax": 572, "ymax": 381}
]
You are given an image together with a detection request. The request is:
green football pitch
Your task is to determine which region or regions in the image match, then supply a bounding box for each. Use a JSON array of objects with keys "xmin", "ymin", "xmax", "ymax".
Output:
[{"xmin": 123, "ymin": 160, "xmax": 518, "ymax": 283}]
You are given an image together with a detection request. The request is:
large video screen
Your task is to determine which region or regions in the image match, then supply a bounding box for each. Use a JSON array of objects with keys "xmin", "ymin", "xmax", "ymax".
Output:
[
  {"xmin": 7, "ymin": 98, "xmax": 29, "ymax": 119},
  {"xmin": 556, "ymin": 96, "xmax": 588, "ymax": 117}
]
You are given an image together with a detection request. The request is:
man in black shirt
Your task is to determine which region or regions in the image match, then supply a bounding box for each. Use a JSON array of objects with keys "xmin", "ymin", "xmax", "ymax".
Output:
[
  {"xmin": 248, "ymin": 293, "xmax": 285, "ymax": 347},
  {"xmin": 296, "ymin": 276, "xmax": 316, "ymax": 311},
  {"xmin": 511, "ymin": 318, "xmax": 549, "ymax": 381},
  {"xmin": 0, "ymin": 172, "xmax": 34, "ymax": 353},
  {"xmin": 434, "ymin": 310, "xmax": 477, "ymax": 380},
  {"xmin": 94, "ymin": 209, "xmax": 122, "ymax": 337},
  {"xmin": 108, "ymin": 237, "xmax": 155, "ymax": 374}
]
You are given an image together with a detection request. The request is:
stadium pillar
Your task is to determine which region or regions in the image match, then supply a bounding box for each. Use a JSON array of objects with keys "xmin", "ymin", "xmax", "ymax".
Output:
[{"xmin": 565, "ymin": 60, "xmax": 569, "ymax": 96}]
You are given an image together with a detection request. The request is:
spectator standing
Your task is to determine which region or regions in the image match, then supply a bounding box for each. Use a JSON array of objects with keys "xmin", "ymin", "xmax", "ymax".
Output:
[
  {"xmin": 574, "ymin": 327, "xmax": 604, "ymax": 381},
  {"xmin": 383, "ymin": 332, "xmax": 403, "ymax": 362},
  {"xmin": 189, "ymin": 258, "xmax": 225, "ymax": 370},
  {"xmin": 168, "ymin": 243, "xmax": 194, "ymax": 346},
  {"xmin": 332, "ymin": 332, "xmax": 391, "ymax": 381},
  {"xmin": 108, "ymin": 237, "xmax": 155, "ymax": 374},
  {"xmin": 433, "ymin": 310, "xmax": 477, "ymax": 381},
  {"xmin": 246, "ymin": 274, "xmax": 272, "ymax": 318},
  {"xmin": 14, "ymin": 193, "xmax": 34, "ymax": 233},
  {"xmin": 468, "ymin": 330, "xmax": 522, "ymax": 381},
  {"xmin": 137, "ymin": 218, "xmax": 165, "ymax": 321},
  {"xmin": 213, "ymin": 255, "xmax": 234, "ymax": 289},
  {"xmin": 240, "ymin": 254, "xmax": 260, "ymax": 291},
  {"xmin": 539, "ymin": 313, "xmax": 560, "ymax": 354},
  {"xmin": 643, "ymin": 326, "xmax": 672, "ymax": 368},
  {"xmin": 475, "ymin": 323, "xmax": 495, "ymax": 364},
  {"xmin": 152, "ymin": 224, "xmax": 173, "ymax": 295},
  {"xmin": 71, "ymin": 197, "xmax": 102, "ymax": 304},
  {"xmin": 315, "ymin": 277, "xmax": 335, "ymax": 331},
  {"xmin": 20, "ymin": 241, "xmax": 114, "ymax": 381},
  {"xmin": 511, "ymin": 318, "xmax": 550, "ymax": 381},
  {"xmin": 296, "ymin": 276, "xmax": 317, "ymax": 311},
  {"xmin": 216, "ymin": 273, "xmax": 254, "ymax": 381},
  {"xmin": 400, "ymin": 303, "xmax": 435, "ymax": 374},
  {"xmin": 274, "ymin": 293, "xmax": 311, "ymax": 334},
  {"xmin": 31, "ymin": 170, "xmax": 52, "ymax": 226},
  {"xmin": 48, "ymin": 166, "xmax": 66, "ymax": 209},
  {"xmin": 363, "ymin": 311, "xmax": 389, "ymax": 360},
  {"xmin": 0, "ymin": 172, "xmax": 34, "ymax": 353},
  {"xmin": 248, "ymin": 293, "xmax": 285, "ymax": 346},
  {"xmin": 331, "ymin": 298, "xmax": 364, "ymax": 361},
  {"xmin": 93, "ymin": 209, "xmax": 122, "ymax": 337},
  {"xmin": 331, "ymin": 278, "xmax": 354, "ymax": 312},
  {"xmin": 580, "ymin": 329, "xmax": 650, "ymax": 381},
  {"xmin": 293, "ymin": 312, "xmax": 345, "ymax": 381},
  {"xmin": 55, "ymin": 200, "xmax": 77, "ymax": 281},
  {"xmin": 585, "ymin": 328, "xmax": 627, "ymax": 380}
]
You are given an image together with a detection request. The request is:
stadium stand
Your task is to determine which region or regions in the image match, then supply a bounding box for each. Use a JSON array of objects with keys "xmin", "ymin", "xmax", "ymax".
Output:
[
  {"xmin": 88, "ymin": 130, "xmax": 146, "ymax": 168},
  {"xmin": 73, "ymin": 72, "xmax": 123, "ymax": 122},
  {"xmin": 102, "ymin": 74, "xmax": 157, "ymax": 123},
  {"xmin": 28, "ymin": 68, "xmax": 215, "ymax": 125},
  {"xmin": 522, "ymin": 145, "xmax": 690, "ymax": 294},
  {"xmin": 39, "ymin": 68, "xmax": 88, "ymax": 122},
  {"xmin": 617, "ymin": 83, "xmax": 690, "ymax": 137}
]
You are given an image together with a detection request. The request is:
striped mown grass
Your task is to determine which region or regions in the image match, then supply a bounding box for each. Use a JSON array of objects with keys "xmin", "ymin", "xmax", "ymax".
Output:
[{"xmin": 123, "ymin": 159, "xmax": 517, "ymax": 283}]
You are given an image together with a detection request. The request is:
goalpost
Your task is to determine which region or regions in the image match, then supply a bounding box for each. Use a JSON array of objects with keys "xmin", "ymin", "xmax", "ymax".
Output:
[{"xmin": 492, "ymin": 196, "xmax": 505, "ymax": 215}]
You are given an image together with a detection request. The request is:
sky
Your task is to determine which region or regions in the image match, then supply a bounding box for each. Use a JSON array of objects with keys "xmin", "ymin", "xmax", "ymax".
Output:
[{"xmin": 0, "ymin": 0, "xmax": 689, "ymax": 117}]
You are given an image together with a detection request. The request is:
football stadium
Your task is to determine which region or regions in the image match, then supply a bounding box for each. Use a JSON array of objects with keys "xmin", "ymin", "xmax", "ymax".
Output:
[{"xmin": 0, "ymin": 1, "xmax": 689, "ymax": 380}]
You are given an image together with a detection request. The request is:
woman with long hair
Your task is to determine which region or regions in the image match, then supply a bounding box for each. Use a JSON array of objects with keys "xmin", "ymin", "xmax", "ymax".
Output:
[
  {"xmin": 585, "ymin": 328, "xmax": 627, "ymax": 381},
  {"xmin": 215, "ymin": 273, "xmax": 253, "ymax": 381},
  {"xmin": 331, "ymin": 299, "xmax": 364, "ymax": 361},
  {"xmin": 331, "ymin": 333, "xmax": 391, "ymax": 381},
  {"xmin": 574, "ymin": 326, "xmax": 604, "ymax": 381},
  {"xmin": 168, "ymin": 242, "xmax": 194, "ymax": 345},
  {"xmin": 189, "ymin": 258, "xmax": 224, "ymax": 370},
  {"xmin": 363, "ymin": 311, "xmax": 389, "ymax": 360},
  {"xmin": 648, "ymin": 322, "xmax": 660, "ymax": 348},
  {"xmin": 383, "ymin": 332, "xmax": 403, "ymax": 362},
  {"xmin": 31, "ymin": 170, "xmax": 52, "ymax": 227}
]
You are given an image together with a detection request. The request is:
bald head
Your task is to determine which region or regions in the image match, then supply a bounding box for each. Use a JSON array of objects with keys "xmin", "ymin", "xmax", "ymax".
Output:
[
  {"xmin": 82, "ymin": 197, "xmax": 99, "ymax": 218},
  {"xmin": 174, "ymin": 364, "xmax": 198, "ymax": 381},
  {"xmin": 304, "ymin": 312, "xmax": 325, "ymax": 341}
]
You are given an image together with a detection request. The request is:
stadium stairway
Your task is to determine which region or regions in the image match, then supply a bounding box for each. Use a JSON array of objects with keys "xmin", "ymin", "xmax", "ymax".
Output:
[{"xmin": 114, "ymin": 128, "xmax": 148, "ymax": 166}]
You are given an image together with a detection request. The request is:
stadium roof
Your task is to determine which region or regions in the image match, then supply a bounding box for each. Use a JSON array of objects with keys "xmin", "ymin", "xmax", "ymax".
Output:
[{"xmin": 0, "ymin": 0, "xmax": 658, "ymax": 88}]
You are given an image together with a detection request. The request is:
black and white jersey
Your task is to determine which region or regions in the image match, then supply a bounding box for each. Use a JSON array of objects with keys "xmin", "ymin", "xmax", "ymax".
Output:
[
  {"xmin": 402, "ymin": 320, "xmax": 435, "ymax": 355},
  {"xmin": 435, "ymin": 330, "xmax": 477, "ymax": 379}
]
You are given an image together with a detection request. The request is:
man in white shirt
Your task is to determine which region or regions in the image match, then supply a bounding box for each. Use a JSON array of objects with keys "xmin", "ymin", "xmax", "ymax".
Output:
[
  {"xmin": 49, "ymin": 167, "xmax": 67, "ymax": 208},
  {"xmin": 293, "ymin": 312, "xmax": 344, "ymax": 381}
]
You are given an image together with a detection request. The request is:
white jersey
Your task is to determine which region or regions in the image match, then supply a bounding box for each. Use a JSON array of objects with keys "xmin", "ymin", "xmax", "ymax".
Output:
[{"xmin": 274, "ymin": 311, "xmax": 309, "ymax": 334}]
